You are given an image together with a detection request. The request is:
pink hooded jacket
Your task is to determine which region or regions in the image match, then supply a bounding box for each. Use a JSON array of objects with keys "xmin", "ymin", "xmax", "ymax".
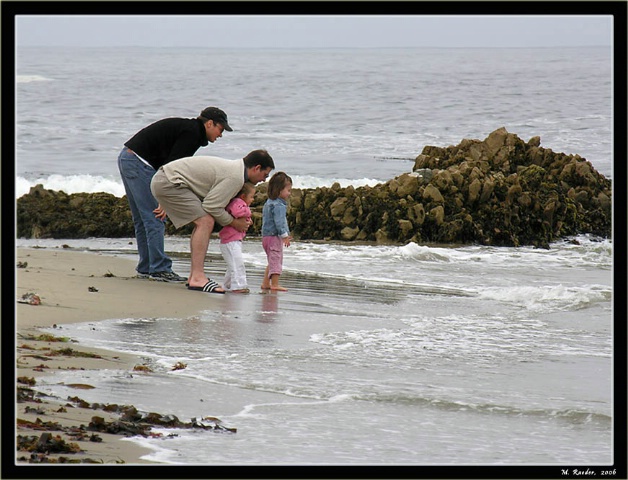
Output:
[{"xmin": 218, "ymin": 197, "xmax": 251, "ymax": 244}]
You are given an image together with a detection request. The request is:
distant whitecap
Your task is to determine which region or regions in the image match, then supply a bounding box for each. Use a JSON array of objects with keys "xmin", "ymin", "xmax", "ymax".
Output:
[{"xmin": 16, "ymin": 75, "xmax": 52, "ymax": 83}]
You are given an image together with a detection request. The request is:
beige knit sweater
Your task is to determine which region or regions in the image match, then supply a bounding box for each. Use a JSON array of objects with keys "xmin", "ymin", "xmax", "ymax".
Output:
[{"xmin": 161, "ymin": 155, "xmax": 245, "ymax": 226}]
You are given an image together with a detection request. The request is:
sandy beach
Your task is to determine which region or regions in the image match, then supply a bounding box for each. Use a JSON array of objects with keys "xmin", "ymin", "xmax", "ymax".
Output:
[{"xmin": 14, "ymin": 246, "xmax": 226, "ymax": 467}]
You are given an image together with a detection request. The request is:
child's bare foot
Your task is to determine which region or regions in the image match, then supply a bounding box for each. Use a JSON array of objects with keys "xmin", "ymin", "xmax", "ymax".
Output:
[
  {"xmin": 270, "ymin": 286, "xmax": 288, "ymax": 291},
  {"xmin": 231, "ymin": 288, "xmax": 250, "ymax": 294},
  {"xmin": 261, "ymin": 283, "xmax": 271, "ymax": 289}
]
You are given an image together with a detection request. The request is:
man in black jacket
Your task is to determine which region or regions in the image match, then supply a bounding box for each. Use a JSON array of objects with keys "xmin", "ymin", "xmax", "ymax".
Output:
[{"xmin": 118, "ymin": 107, "xmax": 233, "ymax": 282}]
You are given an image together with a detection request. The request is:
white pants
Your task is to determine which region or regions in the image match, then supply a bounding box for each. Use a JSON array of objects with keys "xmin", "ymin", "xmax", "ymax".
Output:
[{"xmin": 219, "ymin": 241, "xmax": 248, "ymax": 290}]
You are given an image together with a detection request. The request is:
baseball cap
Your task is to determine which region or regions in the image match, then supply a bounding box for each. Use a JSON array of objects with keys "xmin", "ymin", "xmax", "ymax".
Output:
[{"xmin": 199, "ymin": 107, "xmax": 233, "ymax": 131}]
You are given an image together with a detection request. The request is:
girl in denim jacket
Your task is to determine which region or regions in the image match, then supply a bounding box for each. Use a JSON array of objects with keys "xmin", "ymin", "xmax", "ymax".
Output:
[{"xmin": 261, "ymin": 172, "xmax": 293, "ymax": 291}]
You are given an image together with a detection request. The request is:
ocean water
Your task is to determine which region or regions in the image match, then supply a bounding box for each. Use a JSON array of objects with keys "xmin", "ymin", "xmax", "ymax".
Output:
[
  {"xmin": 14, "ymin": 46, "xmax": 618, "ymax": 471},
  {"xmin": 15, "ymin": 46, "xmax": 612, "ymax": 197}
]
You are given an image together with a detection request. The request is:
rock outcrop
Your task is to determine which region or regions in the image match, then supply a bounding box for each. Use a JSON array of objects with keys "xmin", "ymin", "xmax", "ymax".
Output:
[{"xmin": 17, "ymin": 128, "xmax": 612, "ymax": 248}]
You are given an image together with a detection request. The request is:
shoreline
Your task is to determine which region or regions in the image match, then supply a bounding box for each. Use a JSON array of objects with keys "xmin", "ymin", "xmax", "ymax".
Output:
[{"xmin": 14, "ymin": 246, "xmax": 228, "ymax": 466}]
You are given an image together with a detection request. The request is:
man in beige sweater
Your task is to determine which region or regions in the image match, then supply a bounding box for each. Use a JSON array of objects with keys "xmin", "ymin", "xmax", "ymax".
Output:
[{"xmin": 150, "ymin": 149, "xmax": 275, "ymax": 294}]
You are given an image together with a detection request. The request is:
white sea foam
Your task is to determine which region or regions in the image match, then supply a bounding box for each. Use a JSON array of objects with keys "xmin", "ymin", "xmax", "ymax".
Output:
[
  {"xmin": 16, "ymin": 75, "xmax": 52, "ymax": 83},
  {"xmin": 15, "ymin": 173, "xmax": 381, "ymax": 198},
  {"xmin": 16, "ymin": 174, "xmax": 126, "ymax": 198},
  {"xmin": 121, "ymin": 435, "xmax": 182, "ymax": 465},
  {"xmin": 477, "ymin": 283, "xmax": 611, "ymax": 312},
  {"xmin": 291, "ymin": 174, "xmax": 383, "ymax": 189}
]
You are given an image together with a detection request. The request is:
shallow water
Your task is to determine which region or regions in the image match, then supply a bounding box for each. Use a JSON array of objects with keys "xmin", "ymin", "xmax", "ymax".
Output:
[{"xmin": 23, "ymin": 234, "xmax": 613, "ymax": 467}]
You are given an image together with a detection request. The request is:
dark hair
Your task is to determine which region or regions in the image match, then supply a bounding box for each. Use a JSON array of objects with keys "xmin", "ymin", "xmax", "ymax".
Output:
[
  {"xmin": 267, "ymin": 171, "xmax": 293, "ymax": 200},
  {"xmin": 243, "ymin": 149, "xmax": 275, "ymax": 170}
]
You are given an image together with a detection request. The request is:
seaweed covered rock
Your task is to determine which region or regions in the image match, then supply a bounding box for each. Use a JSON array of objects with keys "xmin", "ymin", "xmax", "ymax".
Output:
[
  {"xmin": 16, "ymin": 128, "xmax": 612, "ymax": 247},
  {"xmin": 16, "ymin": 185, "xmax": 194, "ymax": 239},
  {"xmin": 285, "ymin": 127, "xmax": 611, "ymax": 247},
  {"xmin": 17, "ymin": 186, "xmax": 135, "ymax": 239},
  {"xmin": 409, "ymin": 127, "xmax": 611, "ymax": 246}
]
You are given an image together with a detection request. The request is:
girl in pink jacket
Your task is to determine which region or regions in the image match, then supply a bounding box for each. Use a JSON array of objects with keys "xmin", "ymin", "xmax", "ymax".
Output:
[{"xmin": 219, "ymin": 183, "xmax": 256, "ymax": 293}]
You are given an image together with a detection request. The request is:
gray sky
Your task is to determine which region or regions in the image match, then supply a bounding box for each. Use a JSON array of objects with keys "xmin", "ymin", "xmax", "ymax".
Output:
[{"xmin": 15, "ymin": 14, "xmax": 613, "ymax": 48}]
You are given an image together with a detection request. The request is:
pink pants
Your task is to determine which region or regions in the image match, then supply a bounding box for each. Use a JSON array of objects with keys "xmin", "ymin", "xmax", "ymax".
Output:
[{"xmin": 262, "ymin": 236, "xmax": 283, "ymax": 278}]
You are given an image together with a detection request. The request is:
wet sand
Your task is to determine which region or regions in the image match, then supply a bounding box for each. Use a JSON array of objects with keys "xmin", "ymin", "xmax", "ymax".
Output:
[{"xmin": 14, "ymin": 247, "xmax": 228, "ymax": 467}]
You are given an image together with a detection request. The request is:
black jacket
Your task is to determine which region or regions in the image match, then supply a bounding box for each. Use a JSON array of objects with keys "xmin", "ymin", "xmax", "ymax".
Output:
[{"xmin": 124, "ymin": 117, "xmax": 209, "ymax": 169}]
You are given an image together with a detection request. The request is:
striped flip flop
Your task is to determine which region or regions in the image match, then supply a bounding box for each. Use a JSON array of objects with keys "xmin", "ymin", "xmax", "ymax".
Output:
[{"xmin": 187, "ymin": 279, "xmax": 225, "ymax": 294}]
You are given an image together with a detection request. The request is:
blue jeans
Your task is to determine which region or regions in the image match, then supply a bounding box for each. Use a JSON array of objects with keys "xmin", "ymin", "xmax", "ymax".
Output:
[{"xmin": 117, "ymin": 148, "xmax": 172, "ymax": 274}]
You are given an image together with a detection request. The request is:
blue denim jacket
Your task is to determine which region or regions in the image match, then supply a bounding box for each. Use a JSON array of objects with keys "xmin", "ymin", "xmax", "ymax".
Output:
[{"xmin": 262, "ymin": 198, "xmax": 290, "ymax": 237}]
